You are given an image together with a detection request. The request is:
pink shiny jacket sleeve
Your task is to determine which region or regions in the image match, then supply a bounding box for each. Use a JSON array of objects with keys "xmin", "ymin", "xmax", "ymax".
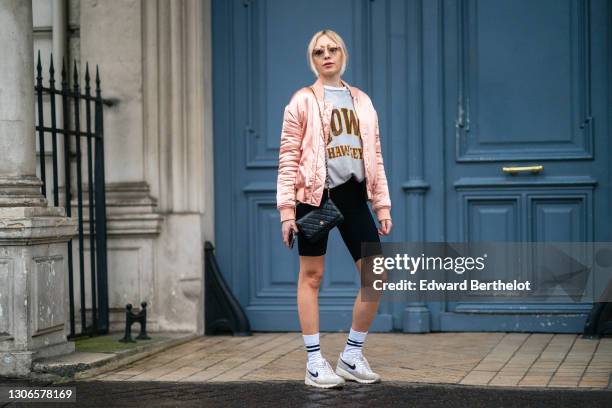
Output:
[
  {"xmin": 276, "ymin": 94, "xmax": 304, "ymax": 223},
  {"xmin": 371, "ymin": 109, "xmax": 392, "ymax": 221}
]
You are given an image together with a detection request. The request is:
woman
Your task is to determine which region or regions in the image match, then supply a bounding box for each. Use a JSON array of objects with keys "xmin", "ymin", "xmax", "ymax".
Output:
[{"xmin": 276, "ymin": 29, "xmax": 392, "ymax": 389}]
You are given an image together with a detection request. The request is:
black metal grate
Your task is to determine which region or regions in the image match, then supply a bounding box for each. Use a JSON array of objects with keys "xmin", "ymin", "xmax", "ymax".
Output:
[{"xmin": 34, "ymin": 51, "xmax": 109, "ymax": 338}]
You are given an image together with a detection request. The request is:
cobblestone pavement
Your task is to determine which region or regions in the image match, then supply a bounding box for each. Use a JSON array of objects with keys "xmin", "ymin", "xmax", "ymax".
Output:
[
  {"xmin": 86, "ymin": 332, "xmax": 612, "ymax": 389},
  {"xmin": 1, "ymin": 379, "xmax": 611, "ymax": 407},
  {"xmin": 2, "ymin": 332, "xmax": 610, "ymax": 407}
]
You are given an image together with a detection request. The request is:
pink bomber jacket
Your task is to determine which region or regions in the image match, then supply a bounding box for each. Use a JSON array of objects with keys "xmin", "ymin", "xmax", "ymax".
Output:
[{"xmin": 276, "ymin": 77, "xmax": 392, "ymax": 223}]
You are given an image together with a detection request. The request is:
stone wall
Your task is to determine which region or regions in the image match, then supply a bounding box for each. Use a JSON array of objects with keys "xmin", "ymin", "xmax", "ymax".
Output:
[{"xmin": 30, "ymin": 0, "xmax": 215, "ymax": 335}]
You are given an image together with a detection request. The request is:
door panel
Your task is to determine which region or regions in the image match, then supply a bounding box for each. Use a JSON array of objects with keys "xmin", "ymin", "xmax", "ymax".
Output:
[
  {"xmin": 464, "ymin": 196, "xmax": 520, "ymax": 241},
  {"xmin": 530, "ymin": 195, "xmax": 589, "ymax": 242},
  {"xmin": 442, "ymin": 0, "xmax": 610, "ymax": 331},
  {"xmin": 455, "ymin": 0, "xmax": 592, "ymax": 161}
]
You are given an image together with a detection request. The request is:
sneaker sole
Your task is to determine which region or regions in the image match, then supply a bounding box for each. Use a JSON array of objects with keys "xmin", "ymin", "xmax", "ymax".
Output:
[
  {"xmin": 305, "ymin": 376, "xmax": 345, "ymax": 389},
  {"xmin": 335, "ymin": 366, "xmax": 381, "ymax": 384}
]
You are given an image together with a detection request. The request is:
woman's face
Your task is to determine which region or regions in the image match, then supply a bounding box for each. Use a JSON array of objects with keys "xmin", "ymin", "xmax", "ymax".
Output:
[{"xmin": 312, "ymin": 35, "xmax": 343, "ymax": 77}]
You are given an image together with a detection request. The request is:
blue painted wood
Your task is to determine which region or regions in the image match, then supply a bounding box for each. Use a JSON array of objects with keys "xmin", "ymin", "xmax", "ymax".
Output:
[
  {"xmin": 452, "ymin": 303, "xmax": 593, "ymax": 313},
  {"xmin": 441, "ymin": 0, "xmax": 611, "ymax": 332},
  {"xmin": 213, "ymin": 0, "xmax": 611, "ymax": 333},
  {"xmin": 439, "ymin": 312, "xmax": 588, "ymax": 333},
  {"xmin": 454, "ymin": 0, "xmax": 594, "ymax": 161},
  {"xmin": 248, "ymin": 309, "xmax": 393, "ymax": 332},
  {"xmin": 213, "ymin": 0, "xmax": 394, "ymax": 332}
]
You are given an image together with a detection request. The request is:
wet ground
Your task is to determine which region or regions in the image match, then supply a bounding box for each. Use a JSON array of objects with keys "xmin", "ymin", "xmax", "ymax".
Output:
[{"xmin": 1, "ymin": 378, "xmax": 610, "ymax": 408}]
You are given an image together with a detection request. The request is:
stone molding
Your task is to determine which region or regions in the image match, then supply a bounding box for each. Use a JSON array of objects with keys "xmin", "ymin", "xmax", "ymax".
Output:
[
  {"xmin": 0, "ymin": 176, "xmax": 48, "ymax": 208},
  {"xmin": 0, "ymin": 207, "xmax": 77, "ymax": 245},
  {"xmin": 78, "ymin": 181, "xmax": 163, "ymax": 237}
]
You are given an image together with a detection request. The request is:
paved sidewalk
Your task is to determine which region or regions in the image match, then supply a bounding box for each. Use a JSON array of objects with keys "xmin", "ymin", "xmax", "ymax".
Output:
[{"xmin": 84, "ymin": 332, "xmax": 612, "ymax": 389}]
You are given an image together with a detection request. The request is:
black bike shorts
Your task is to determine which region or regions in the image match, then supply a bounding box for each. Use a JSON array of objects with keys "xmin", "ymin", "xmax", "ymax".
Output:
[{"xmin": 295, "ymin": 176, "xmax": 383, "ymax": 262}]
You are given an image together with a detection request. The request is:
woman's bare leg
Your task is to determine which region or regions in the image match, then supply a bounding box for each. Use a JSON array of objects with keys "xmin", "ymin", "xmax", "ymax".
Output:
[
  {"xmin": 297, "ymin": 255, "xmax": 325, "ymax": 334},
  {"xmin": 350, "ymin": 257, "xmax": 382, "ymax": 332}
]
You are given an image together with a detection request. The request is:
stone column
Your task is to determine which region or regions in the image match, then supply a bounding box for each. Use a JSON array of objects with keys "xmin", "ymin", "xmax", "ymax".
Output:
[
  {"xmin": 143, "ymin": 0, "xmax": 212, "ymax": 334},
  {"xmin": 0, "ymin": 0, "xmax": 77, "ymax": 377}
]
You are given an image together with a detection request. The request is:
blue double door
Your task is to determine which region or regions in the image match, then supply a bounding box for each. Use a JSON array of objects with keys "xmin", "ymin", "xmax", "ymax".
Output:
[{"xmin": 212, "ymin": 0, "xmax": 611, "ymax": 332}]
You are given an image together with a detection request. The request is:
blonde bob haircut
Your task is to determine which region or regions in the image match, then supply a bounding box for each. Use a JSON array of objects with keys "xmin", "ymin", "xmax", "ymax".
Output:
[{"xmin": 307, "ymin": 29, "xmax": 348, "ymax": 77}]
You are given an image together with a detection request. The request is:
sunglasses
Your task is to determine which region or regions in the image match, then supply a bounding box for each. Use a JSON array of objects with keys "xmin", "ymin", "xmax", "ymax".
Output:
[{"xmin": 312, "ymin": 46, "xmax": 342, "ymax": 59}]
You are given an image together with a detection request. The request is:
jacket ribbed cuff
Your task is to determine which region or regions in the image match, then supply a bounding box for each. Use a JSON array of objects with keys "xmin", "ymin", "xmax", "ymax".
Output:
[
  {"xmin": 374, "ymin": 207, "xmax": 391, "ymax": 222},
  {"xmin": 279, "ymin": 207, "xmax": 296, "ymax": 223}
]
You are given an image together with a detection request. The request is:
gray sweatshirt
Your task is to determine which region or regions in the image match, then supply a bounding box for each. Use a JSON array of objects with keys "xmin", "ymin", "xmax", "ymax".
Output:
[{"xmin": 323, "ymin": 84, "xmax": 366, "ymax": 188}]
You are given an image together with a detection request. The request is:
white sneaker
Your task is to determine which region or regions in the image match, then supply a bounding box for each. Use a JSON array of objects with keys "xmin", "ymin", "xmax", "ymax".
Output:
[
  {"xmin": 335, "ymin": 353, "xmax": 381, "ymax": 384},
  {"xmin": 305, "ymin": 359, "xmax": 345, "ymax": 389}
]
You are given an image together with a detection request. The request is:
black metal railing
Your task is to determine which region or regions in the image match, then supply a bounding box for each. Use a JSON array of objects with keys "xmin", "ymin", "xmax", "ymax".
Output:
[{"xmin": 34, "ymin": 51, "xmax": 109, "ymax": 338}]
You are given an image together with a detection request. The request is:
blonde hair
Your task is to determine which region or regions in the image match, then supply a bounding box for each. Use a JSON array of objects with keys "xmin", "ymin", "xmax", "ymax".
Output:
[{"xmin": 307, "ymin": 29, "xmax": 349, "ymax": 77}]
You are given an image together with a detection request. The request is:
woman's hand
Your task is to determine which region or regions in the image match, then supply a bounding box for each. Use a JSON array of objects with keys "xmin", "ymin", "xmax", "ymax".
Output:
[
  {"xmin": 378, "ymin": 219, "xmax": 392, "ymax": 236},
  {"xmin": 282, "ymin": 219, "xmax": 299, "ymax": 247}
]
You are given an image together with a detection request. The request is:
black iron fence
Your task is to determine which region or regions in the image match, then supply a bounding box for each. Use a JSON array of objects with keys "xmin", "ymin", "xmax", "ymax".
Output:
[{"xmin": 34, "ymin": 51, "xmax": 109, "ymax": 338}]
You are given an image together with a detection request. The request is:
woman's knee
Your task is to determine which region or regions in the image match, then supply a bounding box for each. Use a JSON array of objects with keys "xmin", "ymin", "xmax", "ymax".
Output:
[{"xmin": 299, "ymin": 259, "xmax": 324, "ymax": 289}]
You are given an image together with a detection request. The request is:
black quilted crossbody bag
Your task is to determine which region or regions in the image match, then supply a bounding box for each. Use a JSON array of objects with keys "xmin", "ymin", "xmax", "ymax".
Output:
[{"xmin": 295, "ymin": 88, "xmax": 344, "ymax": 243}]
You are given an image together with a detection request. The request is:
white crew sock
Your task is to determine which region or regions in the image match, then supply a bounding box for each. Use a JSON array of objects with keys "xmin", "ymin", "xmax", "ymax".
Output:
[
  {"xmin": 342, "ymin": 328, "xmax": 367, "ymax": 360},
  {"xmin": 303, "ymin": 333, "xmax": 324, "ymax": 366}
]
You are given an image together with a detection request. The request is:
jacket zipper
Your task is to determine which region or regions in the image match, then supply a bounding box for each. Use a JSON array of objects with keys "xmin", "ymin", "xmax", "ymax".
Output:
[{"xmin": 311, "ymin": 99, "xmax": 321, "ymax": 203}]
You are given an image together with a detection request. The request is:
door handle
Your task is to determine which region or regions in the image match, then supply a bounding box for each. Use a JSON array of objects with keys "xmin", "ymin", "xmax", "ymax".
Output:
[{"xmin": 502, "ymin": 165, "xmax": 543, "ymax": 175}]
